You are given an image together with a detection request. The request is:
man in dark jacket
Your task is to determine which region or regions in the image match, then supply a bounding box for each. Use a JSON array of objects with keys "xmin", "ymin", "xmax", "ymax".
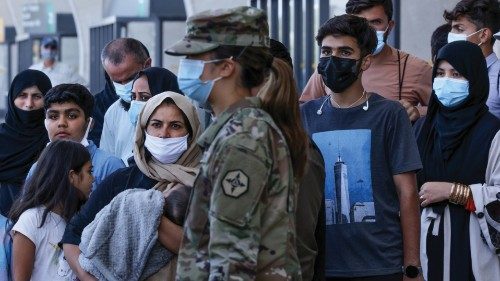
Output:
[{"xmin": 88, "ymin": 39, "xmax": 151, "ymax": 145}]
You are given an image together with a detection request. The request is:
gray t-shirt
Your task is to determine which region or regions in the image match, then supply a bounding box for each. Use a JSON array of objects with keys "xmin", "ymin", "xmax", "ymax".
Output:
[{"xmin": 300, "ymin": 93, "xmax": 422, "ymax": 277}]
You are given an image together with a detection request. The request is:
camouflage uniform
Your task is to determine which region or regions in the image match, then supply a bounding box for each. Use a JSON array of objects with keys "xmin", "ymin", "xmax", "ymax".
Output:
[
  {"xmin": 164, "ymin": 6, "xmax": 270, "ymax": 56},
  {"xmin": 166, "ymin": 7, "xmax": 301, "ymax": 280},
  {"xmin": 176, "ymin": 97, "xmax": 301, "ymax": 280}
]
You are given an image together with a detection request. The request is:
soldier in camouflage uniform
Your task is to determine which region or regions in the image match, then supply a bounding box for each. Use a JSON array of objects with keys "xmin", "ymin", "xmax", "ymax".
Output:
[{"xmin": 165, "ymin": 6, "xmax": 302, "ymax": 280}]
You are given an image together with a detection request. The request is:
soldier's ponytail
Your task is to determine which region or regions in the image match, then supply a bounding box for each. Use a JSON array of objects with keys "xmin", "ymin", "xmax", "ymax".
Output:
[
  {"xmin": 258, "ymin": 58, "xmax": 308, "ymax": 179},
  {"xmin": 213, "ymin": 46, "xmax": 308, "ymax": 180}
]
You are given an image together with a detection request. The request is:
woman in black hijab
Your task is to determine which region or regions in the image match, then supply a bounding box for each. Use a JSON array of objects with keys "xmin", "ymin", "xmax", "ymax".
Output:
[
  {"xmin": 415, "ymin": 41, "xmax": 500, "ymax": 281},
  {"xmin": 128, "ymin": 67, "xmax": 180, "ymax": 126},
  {"xmin": 0, "ymin": 70, "xmax": 52, "ymax": 216}
]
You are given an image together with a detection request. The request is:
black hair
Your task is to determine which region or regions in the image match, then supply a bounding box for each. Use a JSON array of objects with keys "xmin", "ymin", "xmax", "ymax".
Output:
[
  {"xmin": 163, "ymin": 185, "xmax": 192, "ymax": 225},
  {"xmin": 8, "ymin": 140, "xmax": 90, "ymax": 227},
  {"xmin": 346, "ymin": 0, "xmax": 393, "ymax": 21},
  {"xmin": 270, "ymin": 39, "xmax": 293, "ymax": 69},
  {"xmin": 316, "ymin": 14, "xmax": 377, "ymax": 58},
  {"xmin": 211, "ymin": 46, "xmax": 273, "ymax": 89},
  {"xmin": 4, "ymin": 140, "xmax": 90, "ymax": 280},
  {"xmin": 44, "ymin": 84, "xmax": 95, "ymax": 119},
  {"xmin": 444, "ymin": 0, "xmax": 500, "ymax": 45},
  {"xmin": 101, "ymin": 38, "xmax": 150, "ymax": 65},
  {"xmin": 431, "ymin": 23, "xmax": 452, "ymax": 63}
]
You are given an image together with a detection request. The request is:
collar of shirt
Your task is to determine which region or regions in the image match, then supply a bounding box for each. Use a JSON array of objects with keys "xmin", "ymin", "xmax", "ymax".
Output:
[
  {"xmin": 485, "ymin": 52, "xmax": 498, "ymax": 69},
  {"xmin": 86, "ymin": 140, "xmax": 97, "ymax": 158},
  {"xmin": 197, "ymin": 97, "xmax": 261, "ymax": 149},
  {"xmin": 41, "ymin": 61, "xmax": 58, "ymax": 71}
]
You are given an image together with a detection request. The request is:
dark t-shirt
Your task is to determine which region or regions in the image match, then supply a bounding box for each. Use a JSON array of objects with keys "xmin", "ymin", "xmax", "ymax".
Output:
[{"xmin": 300, "ymin": 93, "xmax": 422, "ymax": 277}]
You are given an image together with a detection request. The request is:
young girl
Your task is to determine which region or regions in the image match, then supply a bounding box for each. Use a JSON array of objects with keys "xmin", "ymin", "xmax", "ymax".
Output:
[{"xmin": 8, "ymin": 140, "xmax": 93, "ymax": 281}]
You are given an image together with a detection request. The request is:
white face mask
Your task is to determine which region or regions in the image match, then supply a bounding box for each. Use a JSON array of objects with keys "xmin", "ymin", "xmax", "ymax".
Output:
[
  {"xmin": 80, "ymin": 117, "xmax": 92, "ymax": 147},
  {"xmin": 144, "ymin": 132, "xmax": 188, "ymax": 164},
  {"xmin": 447, "ymin": 28, "xmax": 484, "ymax": 44}
]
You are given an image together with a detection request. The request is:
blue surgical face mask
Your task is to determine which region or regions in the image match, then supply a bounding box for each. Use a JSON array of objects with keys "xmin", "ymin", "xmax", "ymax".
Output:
[
  {"xmin": 113, "ymin": 80, "xmax": 134, "ymax": 103},
  {"xmin": 41, "ymin": 48, "xmax": 57, "ymax": 60},
  {"xmin": 372, "ymin": 27, "xmax": 388, "ymax": 55},
  {"xmin": 128, "ymin": 100, "xmax": 146, "ymax": 125},
  {"xmin": 433, "ymin": 77, "xmax": 470, "ymax": 107},
  {"xmin": 177, "ymin": 58, "xmax": 225, "ymax": 111}
]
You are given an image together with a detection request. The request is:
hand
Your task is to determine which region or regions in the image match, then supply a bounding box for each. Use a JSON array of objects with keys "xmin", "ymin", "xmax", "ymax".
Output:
[
  {"xmin": 419, "ymin": 182, "xmax": 453, "ymax": 207},
  {"xmin": 399, "ymin": 100, "xmax": 420, "ymax": 122}
]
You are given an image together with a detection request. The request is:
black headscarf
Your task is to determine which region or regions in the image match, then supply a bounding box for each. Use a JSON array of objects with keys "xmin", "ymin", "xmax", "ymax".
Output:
[
  {"xmin": 133, "ymin": 67, "xmax": 180, "ymax": 96},
  {"xmin": 416, "ymin": 41, "xmax": 500, "ymax": 281},
  {"xmin": 0, "ymin": 70, "xmax": 52, "ymax": 185},
  {"xmin": 418, "ymin": 41, "xmax": 490, "ymax": 160}
]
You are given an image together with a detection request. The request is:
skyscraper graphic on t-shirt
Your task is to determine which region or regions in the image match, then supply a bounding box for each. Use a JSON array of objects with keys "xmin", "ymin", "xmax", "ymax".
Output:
[
  {"xmin": 334, "ymin": 154, "xmax": 350, "ymax": 223},
  {"xmin": 313, "ymin": 129, "xmax": 376, "ymax": 225}
]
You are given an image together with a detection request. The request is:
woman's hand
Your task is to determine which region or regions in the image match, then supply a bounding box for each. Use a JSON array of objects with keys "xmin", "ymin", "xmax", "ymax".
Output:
[{"xmin": 419, "ymin": 182, "xmax": 453, "ymax": 207}]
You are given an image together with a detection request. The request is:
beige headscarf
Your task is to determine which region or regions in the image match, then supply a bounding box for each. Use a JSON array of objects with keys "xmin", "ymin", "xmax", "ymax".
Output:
[{"xmin": 133, "ymin": 91, "xmax": 202, "ymax": 191}]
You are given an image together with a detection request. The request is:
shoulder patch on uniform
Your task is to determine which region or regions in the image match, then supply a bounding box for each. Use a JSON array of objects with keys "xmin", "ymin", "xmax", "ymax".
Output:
[{"xmin": 222, "ymin": 170, "xmax": 249, "ymax": 198}]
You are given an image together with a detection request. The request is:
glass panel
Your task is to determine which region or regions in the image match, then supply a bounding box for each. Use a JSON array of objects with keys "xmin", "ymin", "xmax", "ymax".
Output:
[
  {"xmin": 162, "ymin": 21, "xmax": 188, "ymax": 74},
  {"xmin": 128, "ymin": 21, "xmax": 156, "ymax": 65}
]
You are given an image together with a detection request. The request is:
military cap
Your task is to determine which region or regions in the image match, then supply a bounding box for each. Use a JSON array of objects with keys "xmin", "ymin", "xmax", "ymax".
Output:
[{"xmin": 165, "ymin": 6, "xmax": 270, "ymax": 56}]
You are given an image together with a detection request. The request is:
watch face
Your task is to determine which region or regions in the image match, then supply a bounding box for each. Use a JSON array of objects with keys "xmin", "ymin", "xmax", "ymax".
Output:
[{"xmin": 405, "ymin": 265, "xmax": 420, "ymax": 278}]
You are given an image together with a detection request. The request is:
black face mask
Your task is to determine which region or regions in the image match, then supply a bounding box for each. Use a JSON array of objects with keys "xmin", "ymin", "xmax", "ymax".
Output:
[{"xmin": 317, "ymin": 56, "xmax": 360, "ymax": 93}]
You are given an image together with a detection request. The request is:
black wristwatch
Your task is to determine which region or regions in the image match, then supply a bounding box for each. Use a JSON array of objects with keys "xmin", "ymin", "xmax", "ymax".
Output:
[{"xmin": 402, "ymin": 265, "xmax": 422, "ymax": 278}]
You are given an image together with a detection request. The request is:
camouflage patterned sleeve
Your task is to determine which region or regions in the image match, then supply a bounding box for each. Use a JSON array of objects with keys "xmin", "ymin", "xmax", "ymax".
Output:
[{"xmin": 207, "ymin": 132, "xmax": 272, "ymax": 280}]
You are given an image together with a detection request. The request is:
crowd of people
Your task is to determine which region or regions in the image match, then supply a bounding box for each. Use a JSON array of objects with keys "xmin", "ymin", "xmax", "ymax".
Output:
[{"xmin": 0, "ymin": 0, "xmax": 499, "ymax": 280}]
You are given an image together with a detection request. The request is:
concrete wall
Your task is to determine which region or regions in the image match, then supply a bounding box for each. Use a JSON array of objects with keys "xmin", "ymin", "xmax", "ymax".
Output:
[
  {"xmin": 0, "ymin": 0, "xmax": 14, "ymax": 26},
  {"xmin": 69, "ymin": 0, "xmax": 104, "ymax": 82}
]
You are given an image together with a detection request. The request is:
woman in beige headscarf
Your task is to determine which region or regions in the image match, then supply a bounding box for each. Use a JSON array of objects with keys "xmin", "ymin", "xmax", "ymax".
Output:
[
  {"xmin": 134, "ymin": 91, "xmax": 202, "ymax": 280},
  {"xmin": 134, "ymin": 91, "xmax": 201, "ymax": 191},
  {"xmin": 62, "ymin": 91, "xmax": 201, "ymax": 281}
]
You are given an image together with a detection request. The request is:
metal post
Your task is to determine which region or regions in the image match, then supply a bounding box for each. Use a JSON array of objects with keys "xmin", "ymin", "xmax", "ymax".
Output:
[
  {"xmin": 293, "ymin": 0, "xmax": 303, "ymax": 88},
  {"xmin": 155, "ymin": 18, "xmax": 163, "ymax": 67},
  {"xmin": 319, "ymin": 0, "xmax": 330, "ymax": 25},
  {"xmin": 270, "ymin": 0, "xmax": 279, "ymax": 39},
  {"xmin": 392, "ymin": 0, "xmax": 400, "ymax": 49},
  {"xmin": 57, "ymin": 35, "xmax": 62, "ymax": 62},
  {"xmin": 304, "ymin": 0, "xmax": 313, "ymax": 83},
  {"xmin": 7, "ymin": 43, "xmax": 12, "ymax": 84},
  {"xmin": 281, "ymin": 0, "xmax": 290, "ymax": 48},
  {"xmin": 260, "ymin": 0, "xmax": 268, "ymax": 11}
]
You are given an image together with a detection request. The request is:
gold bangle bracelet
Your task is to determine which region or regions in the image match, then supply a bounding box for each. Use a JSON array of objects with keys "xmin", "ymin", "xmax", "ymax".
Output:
[
  {"xmin": 450, "ymin": 183, "xmax": 457, "ymax": 204},
  {"xmin": 463, "ymin": 185, "xmax": 471, "ymax": 205},
  {"xmin": 459, "ymin": 184, "xmax": 467, "ymax": 205},
  {"xmin": 458, "ymin": 184, "xmax": 469, "ymax": 205},
  {"xmin": 450, "ymin": 183, "xmax": 457, "ymax": 202}
]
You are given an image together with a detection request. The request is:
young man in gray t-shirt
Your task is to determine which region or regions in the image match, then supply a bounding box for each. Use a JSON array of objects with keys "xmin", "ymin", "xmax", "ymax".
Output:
[{"xmin": 300, "ymin": 14, "xmax": 423, "ymax": 281}]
